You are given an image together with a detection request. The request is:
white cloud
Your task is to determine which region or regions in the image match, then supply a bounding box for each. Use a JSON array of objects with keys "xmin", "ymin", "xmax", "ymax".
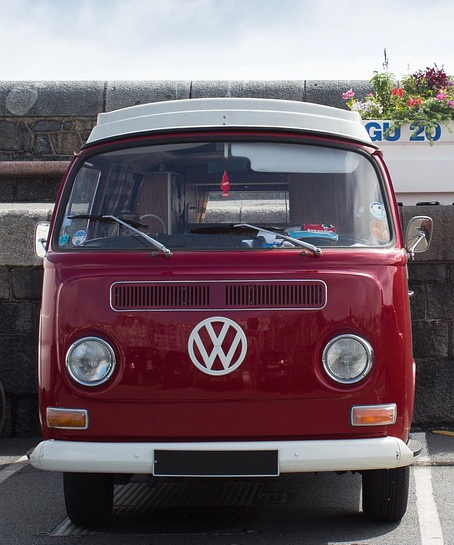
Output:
[{"xmin": 1, "ymin": 0, "xmax": 454, "ymax": 81}]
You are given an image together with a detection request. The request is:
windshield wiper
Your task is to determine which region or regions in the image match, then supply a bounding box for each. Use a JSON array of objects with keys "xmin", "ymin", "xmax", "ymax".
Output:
[
  {"xmin": 234, "ymin": 223, "xmax": 322, "ymax": 256},
  {"xmin": 67, "ymin": 214, "xmax": 172, "ymax": 258}
]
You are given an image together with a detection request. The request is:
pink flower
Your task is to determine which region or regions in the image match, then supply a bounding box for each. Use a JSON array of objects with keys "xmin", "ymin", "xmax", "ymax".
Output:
[
  {"xmin": 343, "ymin": 89, "xmax": 355, "ymax": 100},
  {"xmin": 437, "ymin": 91, "xmax": 448, "ymax": 101}
]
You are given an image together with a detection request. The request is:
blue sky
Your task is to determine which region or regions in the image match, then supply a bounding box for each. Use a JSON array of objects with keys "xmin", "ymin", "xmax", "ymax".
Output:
[{"xmin": 2, "ymin": 0, "xmax": 454, "ymax": 81}]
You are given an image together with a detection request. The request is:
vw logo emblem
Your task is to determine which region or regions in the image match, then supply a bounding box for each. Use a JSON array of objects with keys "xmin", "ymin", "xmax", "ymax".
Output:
[{"xmin": 188, "ymin": 317, "xmax": 247, "ymax": 376}]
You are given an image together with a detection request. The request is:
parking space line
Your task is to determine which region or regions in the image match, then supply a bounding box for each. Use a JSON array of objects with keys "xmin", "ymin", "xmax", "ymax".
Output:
[
  {"xmin": 0, "ymin": 455, "xmax": 29, "ymax": 485},
  {"xmin": 413, "ymin": 433, "xmax": 444, "ymax": 545}
]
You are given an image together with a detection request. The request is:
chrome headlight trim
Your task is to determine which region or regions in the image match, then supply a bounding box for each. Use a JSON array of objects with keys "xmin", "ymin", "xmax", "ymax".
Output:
[
  {"xmin": 322, "ymin": 334, "xmax": 373, "ymax": 384},
  {"xmin": 66, "ymin": 337, "xmax": 116, "ymax": 387}
]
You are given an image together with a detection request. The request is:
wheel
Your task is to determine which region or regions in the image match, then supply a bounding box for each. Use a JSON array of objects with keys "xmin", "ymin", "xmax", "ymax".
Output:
[
  {"xmin": 63, "ymin": 473, "xmax": 114, "ymax": 526},
  {"xmin": 0, "ymin": 381, "xmax": 5, "ymax": 435},
  {"xmin": 362, "ymin": 466, "xmax": 410, "ymax": 522}
]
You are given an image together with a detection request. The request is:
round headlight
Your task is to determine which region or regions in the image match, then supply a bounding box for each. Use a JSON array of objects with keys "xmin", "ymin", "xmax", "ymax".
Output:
[
  {"xmin": 66, "ymin": 337, "xmax": 116, "ymax": 386},
  {"xmin": 322, "ymin": 334, "xmax": 373, "ymax": 384}
]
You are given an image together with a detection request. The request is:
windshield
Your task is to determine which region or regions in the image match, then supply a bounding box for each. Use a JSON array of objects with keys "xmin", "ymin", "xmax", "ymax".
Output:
[{"xmin": 55, "ymin": 139, "xmax": 392, "ymax": 252}]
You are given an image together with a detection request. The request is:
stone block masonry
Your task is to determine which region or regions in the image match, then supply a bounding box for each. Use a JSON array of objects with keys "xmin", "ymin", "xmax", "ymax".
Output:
[
  {"xmin": 402, "ymin": 206, "xmax": 454, "ymax": 426},
  {"xmin": 0, "ymin": 80, "xmax": 447, "ymax": 436},
  {"xmin": 0, "ymin": 204, "xmax": 52, "ymax": 436}
]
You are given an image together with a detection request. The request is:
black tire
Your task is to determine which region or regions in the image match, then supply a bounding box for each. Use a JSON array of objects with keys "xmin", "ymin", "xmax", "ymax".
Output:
[
  {"xmin": 362, "ymin": 466, "xmax": 410, "ymax": 522},
  {"xmin": 0, "ymin": 381, "xmax": 5, "ymax": 435},
  {"xmin": 63, "ymin": 472, "xmax": 114, "ymax": 526}
]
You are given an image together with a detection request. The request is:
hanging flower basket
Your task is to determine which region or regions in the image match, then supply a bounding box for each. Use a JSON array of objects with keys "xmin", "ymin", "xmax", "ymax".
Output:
[
  {"xmin": 343, "ymin": 67, "xmax": 454, "ymax": 205},
  {"xmin": 343, "ymin": 66, "xmax": 454, "ymax": 136}
]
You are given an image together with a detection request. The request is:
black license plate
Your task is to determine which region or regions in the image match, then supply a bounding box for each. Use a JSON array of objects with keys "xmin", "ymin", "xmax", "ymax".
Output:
[{"xmin": 153, "ymin": 449, "xmax": 279, "ymax": 477}]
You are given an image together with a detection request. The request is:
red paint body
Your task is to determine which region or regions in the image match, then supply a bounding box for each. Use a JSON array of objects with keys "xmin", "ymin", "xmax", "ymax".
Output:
[
  {"xmin": 39, "ymin": 249, "xmax": 414, "ymax": 441},
  {"xmin": 38, "ymin": 130, "xmax": 415, "ymax": 446}
]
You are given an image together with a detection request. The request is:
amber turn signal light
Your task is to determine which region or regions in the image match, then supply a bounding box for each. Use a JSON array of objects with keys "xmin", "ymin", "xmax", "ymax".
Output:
[
  {"xmin": 46, "ymin": 407, "xmax": 88, "ymax": 430},
  {"xmin": 351, "ymin": 404, "xmax": 397, "ymax": 426}
]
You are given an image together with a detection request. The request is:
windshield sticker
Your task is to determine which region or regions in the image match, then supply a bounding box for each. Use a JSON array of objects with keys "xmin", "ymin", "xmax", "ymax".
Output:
[
  {"xmin": 72, "ymin": 229, "xmax": 88, "ymax": 246},
  {"xmin": 59, "ymin": 233, "xmax": 70, "ymax": 246},
  {"xmin": 369, "ymin": 202, "xmax": 386, "ymax": 220}
]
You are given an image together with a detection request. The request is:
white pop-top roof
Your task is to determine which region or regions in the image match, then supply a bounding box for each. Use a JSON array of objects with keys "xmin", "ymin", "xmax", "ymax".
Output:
[{"xmin": 86, "ymin": 98, "xmax": 372, "ymax": 145}]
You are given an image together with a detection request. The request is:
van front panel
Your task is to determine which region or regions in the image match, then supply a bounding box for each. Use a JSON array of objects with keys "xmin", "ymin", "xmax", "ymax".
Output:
[{"xmin": 38, "ymin": 130, "xmax": 412, "ymax": 444}]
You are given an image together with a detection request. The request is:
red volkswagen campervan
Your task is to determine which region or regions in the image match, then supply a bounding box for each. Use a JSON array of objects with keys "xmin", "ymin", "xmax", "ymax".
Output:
[{"xmin": 31, "ymin": 98, "xmax": 432, "ymax": 526}]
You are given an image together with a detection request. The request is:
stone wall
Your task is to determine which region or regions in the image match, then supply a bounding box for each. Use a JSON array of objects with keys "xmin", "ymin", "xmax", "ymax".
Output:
[
  {"xmin": 402, "ymin": 206, "xmax": 454, "ymax": 426},
  {"xmin": 0, "ymin": 80, "xmax": 449, "ymax": 436},
  {"xmin": 0, "ymin": 205, "xmax": 52, "ymax": 436}
]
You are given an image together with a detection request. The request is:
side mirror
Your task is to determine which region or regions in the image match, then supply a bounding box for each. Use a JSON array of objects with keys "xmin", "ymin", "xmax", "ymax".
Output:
[
  {"xmin": 405, "ymin": 216, "xmax": 433, "ymax": 259},
  {"xmin": 35, "ymin": 221, "xmax": 50, "ymax": 258}
]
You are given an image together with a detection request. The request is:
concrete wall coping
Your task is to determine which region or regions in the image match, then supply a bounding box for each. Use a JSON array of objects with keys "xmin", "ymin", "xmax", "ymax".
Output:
[{"xmin": 0, "ymin": 80, "xmax": 373, "ymax": 116}]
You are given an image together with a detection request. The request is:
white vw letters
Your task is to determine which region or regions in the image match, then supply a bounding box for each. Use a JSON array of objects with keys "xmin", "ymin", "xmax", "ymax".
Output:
[{"xmin": 188, "ymin": 317, "xmax": 247, "ymax": 376}]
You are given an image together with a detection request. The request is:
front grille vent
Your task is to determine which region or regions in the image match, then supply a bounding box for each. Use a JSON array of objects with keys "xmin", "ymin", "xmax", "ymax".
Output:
[
  {"xmin": 112, "ymin": 283, "xmax": 211, "ymax": 310},
  {"xmin": 225, "ymin": 282, "xmax": 325, "ymax": 308},
  {"xmin": 111, "ymin": 280, "xmax": 326, "ymax": 311}
]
